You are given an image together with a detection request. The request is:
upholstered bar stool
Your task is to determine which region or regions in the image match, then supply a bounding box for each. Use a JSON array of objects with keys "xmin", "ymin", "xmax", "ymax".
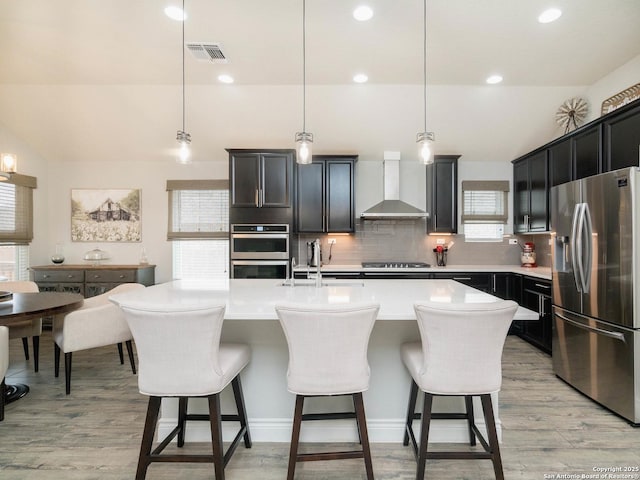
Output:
[
  {"xmin": 3, "ymin": 281, "xmax": 42, "ymax": 372},
  {"xmin": 0, "ymin": 326, "xmax": 8, "ymax": 421},
  {"xmin": 275, "ymin": 302, "xmax": 379, "ymax": 480},
  {"xmin": 401, "ymin": 300, "xmax": 518, "ymax": 480},
  {"xmin": 115, "ymin": 300, "xmax": 251, "ymax": 480}
]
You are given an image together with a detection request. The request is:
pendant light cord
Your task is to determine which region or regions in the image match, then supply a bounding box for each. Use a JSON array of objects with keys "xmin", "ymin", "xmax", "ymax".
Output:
[
  {"xmin": 423, "ymin": 0, "xmax": 427, "ymax": 132},
  {"xmin": 302, "ymin": 0, "xmax": 307, "ymax": 132},
  {"xmin": 182, "ymin": 0, "xmax": 186, "ymax": 133}
]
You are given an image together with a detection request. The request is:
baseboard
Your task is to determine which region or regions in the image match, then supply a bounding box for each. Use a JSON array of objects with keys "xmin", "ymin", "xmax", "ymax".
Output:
[{"xmin": 157, "ymin": 417, "xmax": 501, "ymax": 444}]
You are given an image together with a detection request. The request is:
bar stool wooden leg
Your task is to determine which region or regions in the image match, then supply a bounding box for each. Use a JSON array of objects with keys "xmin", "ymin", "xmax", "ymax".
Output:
[
  {"xmin": 353, "ymin": 392, "xmax": 374, "ymax": 480},
  {"xmin": 403, "ymin": 379, "xmax": 419, "ymax": 447},
  {"xmin": 208, "ymin": 394, "xmax": 225, "ymax": 480},
  {"xmin": 0, "ymin": 378, "xmax": 5, "ymax": 421},
  {"xmin": 231, "ymin": 376, "xmax": 252, "ymax": 448},
  {"xmin": 177, "ymin": 397, "xmax": 188, "ymax": 447},
  {"xmin": 117, "ymin": 342, "xmax": 124, "ymax": 364},
  {"xmin": 416, "ymin": 393, "xmax": 433, "ymax": 480},
  {"xmin": 136, "ymin": 396, "xmax": 161, "ymax": 480},
  {"xmin": 287, "ymin": 394, "xmax": 304, "ymax": 480},
  {"xmin": 481, "ymin": 394, "xmax": 504, "ymax": 480},
  {"xmin": 465, "ymin": 396, "xmax": 477, "ymax": 446},
  {"xmin": 33, "ymin": 336, "xmax": 40, "ymax": 372}
]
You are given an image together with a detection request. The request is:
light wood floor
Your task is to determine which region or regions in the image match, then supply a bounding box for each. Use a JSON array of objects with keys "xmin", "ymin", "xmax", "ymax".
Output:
[{"xmin": 2, "ymin": 332, "xmax": 639, "ymax": 479}]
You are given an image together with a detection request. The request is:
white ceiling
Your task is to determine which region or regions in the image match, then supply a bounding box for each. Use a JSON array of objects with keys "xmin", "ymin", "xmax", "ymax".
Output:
[
  {"xmin": 0, "ymin": 0, "xmax": 639, "ymax": 165},
  {"xmin": 2, "ymin": 0, "xmax": 639, "ymax": 86}
]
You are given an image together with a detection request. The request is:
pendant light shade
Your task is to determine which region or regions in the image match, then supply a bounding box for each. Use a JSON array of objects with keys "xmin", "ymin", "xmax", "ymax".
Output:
[
  {"xmin": 295, "ymin": 0, "xmax": 313, "ymax": 165},
  {"xmin": 417, "ymin": 0, "xmax": 435, "ymax": 165},
  {"xmin": 175, "ymin": 0, "xmax": 192, "ymax": 164}
]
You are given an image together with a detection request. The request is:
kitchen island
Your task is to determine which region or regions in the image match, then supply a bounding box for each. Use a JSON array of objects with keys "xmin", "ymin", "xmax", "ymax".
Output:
[{"xmin": 111, "ymin": 278, "xmax": 537, "ymax": 444}]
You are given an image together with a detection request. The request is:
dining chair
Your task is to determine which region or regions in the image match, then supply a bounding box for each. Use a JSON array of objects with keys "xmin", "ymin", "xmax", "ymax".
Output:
[
  {"xmin": 0, "ymin": 325, "xmax": 8, "ymax": 421},
  {"xmin": 275, "ymin": 302, "xmax": 380, "ymax": 480},
  {"xmin": 401, "ymin": 299, "xmax": 518, "ymax": 480},
  {"xmin": 52, "ymin": 282, "xmax": 145, "ymax": 394},
  {"xmin": 115, "ymin": 300, "xmax": 251, "ymax": 480},
  {"xmin": 2, "ymin": 281, "xmax": 42, "ymax": 372}
]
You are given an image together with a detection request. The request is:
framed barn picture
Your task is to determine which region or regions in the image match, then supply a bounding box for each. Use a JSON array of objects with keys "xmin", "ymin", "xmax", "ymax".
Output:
[{"xmin": 71, "ymin": 188, "xmax": 141, "ymax": 242}]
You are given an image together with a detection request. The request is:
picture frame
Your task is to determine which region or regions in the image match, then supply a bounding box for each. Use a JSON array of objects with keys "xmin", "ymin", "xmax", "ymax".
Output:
[{"xmin": 71, "ymin": 188, "xmax": 141, "ymax": 242}]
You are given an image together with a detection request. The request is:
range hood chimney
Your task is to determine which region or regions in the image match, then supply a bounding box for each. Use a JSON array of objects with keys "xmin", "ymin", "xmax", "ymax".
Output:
[{"xmin": 360, "ymin": 153, "xmax": 427, "ymax": 220}]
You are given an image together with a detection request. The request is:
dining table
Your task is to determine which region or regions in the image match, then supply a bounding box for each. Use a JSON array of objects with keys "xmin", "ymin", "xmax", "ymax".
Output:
[{"xmin": 0, "ymin": 291, "xmax": 84, "ymax": 403}]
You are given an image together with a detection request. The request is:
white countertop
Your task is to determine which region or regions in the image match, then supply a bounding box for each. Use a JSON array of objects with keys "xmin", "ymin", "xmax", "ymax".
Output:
[
  {"xmin": 110, "ymin": 278, "xmax": 538, "ymax": 321},
  {"xmin": 296, "ymin": 264, "xmax": 552, "ymax": 280}
]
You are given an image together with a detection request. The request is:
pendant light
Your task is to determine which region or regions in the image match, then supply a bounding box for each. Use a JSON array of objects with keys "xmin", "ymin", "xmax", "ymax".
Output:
[
  {"xmin": 295, "ymin": 0, "xmax": 313, "ymax": 165},
  {"xmin": 176, "ymin": 0, "xmax": 191, "ymax": 164},
  {"xmin": 417, "ymin": 0, "xmax": 435, "ymax": 165}
]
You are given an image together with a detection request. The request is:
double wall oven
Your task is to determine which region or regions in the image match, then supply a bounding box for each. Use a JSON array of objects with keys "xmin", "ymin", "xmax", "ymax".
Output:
[{"xmin": 230, "ymin": 224, "xmax": 290, "ymax": 279}]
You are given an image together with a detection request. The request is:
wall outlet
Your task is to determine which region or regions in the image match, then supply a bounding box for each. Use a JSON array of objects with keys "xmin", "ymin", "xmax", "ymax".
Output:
[
  {"xmin": 509, "ymin": 239, "xmax": 519, "ymax": 245},
  {"xmin": 436, "ymin": 238, "xmax": 446, "ymax": 245},
  {"xmin": 328, "ymin": 238, "xmax": 337, "ymax": 245}
]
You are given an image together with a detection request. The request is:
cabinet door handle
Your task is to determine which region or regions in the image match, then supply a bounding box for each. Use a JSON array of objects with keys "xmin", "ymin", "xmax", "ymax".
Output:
[
  {"xmin": 67, "ymin": 275, "xmax": 74, "ymax": 279},
  {"xmin": 433, "ymin": 214, "xmax": 437, "ymax": 228},
  {"xmin": 119, "ymin": 275, "xmax": 125, "ymax": 279},
  {"xmin": 43, "ymin": 274, "xmax": 50, "ymax": 279},
  {"xmin": 534, "ymin": 283, "xmax": 551, "ymax": 289},
  {"xmin": 255, "ymin": 189, "xmax": 259, "ymax": 207},
  {"xmin": 261, "ymin": 189, "xmax": 265, "ymax": 207},
  {"xmin": 93, "ymin": 275, "xmax": 101, "ymax": 279},
  {"xmin": 493, "ymin": 275, "xmax": 497, "ymax": 293},
  {"xmin": 452, "ymin": 277, "xmax": 472, "ymax": 281}
]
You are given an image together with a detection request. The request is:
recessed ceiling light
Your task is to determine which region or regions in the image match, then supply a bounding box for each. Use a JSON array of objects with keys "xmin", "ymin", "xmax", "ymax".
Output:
[
  {"xmin": 218, "ymin": 74, "xmax": 234, "ymax": 84},
  {"xmin": 538, "ymin": 8, "xmax": 562, "ymax": 24},
  {"xmin": 486, "ymin": 75, "xmax": 503, "ymax": 85},
  {"xmin": 164, "ymin": 6, "xmax": 187, "ymax": 21},
  {"xmin": 353, "ymin": 5, "xmax": 374, "ymax": 22},
  {"xmin": 353, "ymin": 73, "xmax": 368, "ymax": 83}
]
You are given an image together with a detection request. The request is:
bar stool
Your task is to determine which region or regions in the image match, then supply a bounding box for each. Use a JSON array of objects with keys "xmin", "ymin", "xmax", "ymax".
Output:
[
  {"xmin": 401, "ymin": 300, "xmax": 518, "ymax": 480},
  {"xmin": 0, "ymin": 326, "xmax": 8, "ymax": 421},
  {"xmin": 275, "ymin": 302, "xmax": 379, "ymax": 480},
  {"xmin": 115, "ymin": 301, "xmax": 251, "ymax": 480}
]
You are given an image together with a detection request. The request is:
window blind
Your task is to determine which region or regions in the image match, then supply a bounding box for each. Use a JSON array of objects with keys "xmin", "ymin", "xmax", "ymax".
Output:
[
  {"xmin": 461, "ymin": 180, "xmax": 509, "ymax": 223},
  {"xmin": 0, "ymin": 173, "xmax": 37, "ymax": 244},
  {"xmin": 167, "ymin": 180, "xmax": 229, "ymax": 240}
]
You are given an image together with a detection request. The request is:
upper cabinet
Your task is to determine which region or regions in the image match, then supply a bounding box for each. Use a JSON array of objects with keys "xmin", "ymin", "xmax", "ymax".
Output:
[
  {"xmin": 426, "ymin": 155, "xmax": 459, "ymax": 234},
  {"xmin": 514, "ymin": 98, "xmax": 640, "ymax": 233},
  {"xmin": 296, "ymin": 155, "xmax": 357, "ymax": 233},
  {"xmin": 228, "ymin": 149, "xmax": 295, "ymax": 224},
  {"xmin": 604, "ymin": 103, "xmax": 640, "ymax": 171},
  {"xmin": 513, "ymin": 150, "xmax": 548, "ymax": 233}
]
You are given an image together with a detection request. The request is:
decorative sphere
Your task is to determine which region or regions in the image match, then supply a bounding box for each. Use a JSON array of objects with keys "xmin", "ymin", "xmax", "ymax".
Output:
[{"xmin": 51, "ymin": 254, "xmax": 65, "ymax": 264}]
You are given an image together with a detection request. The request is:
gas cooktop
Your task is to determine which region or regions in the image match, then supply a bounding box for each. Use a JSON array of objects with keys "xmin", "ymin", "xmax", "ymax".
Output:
[{"xmin": 361, "ymin": 261, "xmax": 431, "ymax": 269}]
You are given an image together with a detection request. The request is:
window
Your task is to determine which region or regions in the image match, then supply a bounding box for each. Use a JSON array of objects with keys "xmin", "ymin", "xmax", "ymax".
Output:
[
  {"xmin": 167, "ymin": 180, "xmax": 229, "ymax": 279},
  {"xmin": 0, "ymin": 173, "xmax": 37, "ymax": 280},
  {"xmin": 461, "ymin": 180, "xmax": 509, "ymax": 242}
]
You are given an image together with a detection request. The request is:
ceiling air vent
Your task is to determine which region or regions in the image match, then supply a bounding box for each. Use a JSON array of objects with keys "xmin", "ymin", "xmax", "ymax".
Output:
[{"xmin": 185, "ymin": 43, "xmax": 228, "ymax": 64}]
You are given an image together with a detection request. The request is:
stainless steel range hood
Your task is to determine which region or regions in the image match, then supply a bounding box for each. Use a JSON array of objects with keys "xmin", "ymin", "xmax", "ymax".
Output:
[{"xmin": 360, "ymin": 158, "xmax": 427, "ymax": 219}]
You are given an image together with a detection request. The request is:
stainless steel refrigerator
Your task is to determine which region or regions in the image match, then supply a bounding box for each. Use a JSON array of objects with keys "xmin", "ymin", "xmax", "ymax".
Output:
[{"xmin": 551, "ymin": 167, "xmax": 640, "ymax": 424}]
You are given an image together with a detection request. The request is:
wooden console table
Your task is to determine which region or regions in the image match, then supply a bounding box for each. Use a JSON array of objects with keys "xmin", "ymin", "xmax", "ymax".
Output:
[{"xmin": 30, "ymin": 264, "xmax": 155, "ymax": 298}]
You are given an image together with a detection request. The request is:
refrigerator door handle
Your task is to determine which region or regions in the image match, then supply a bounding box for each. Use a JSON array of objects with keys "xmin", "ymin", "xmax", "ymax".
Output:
[
  {"xmin": 570, "ymin": 203, "xmax": 583, "ymax": 293},
  {"xmin": 575, "ymin": 203, "xmax": 588, "ymax": 294},
  {"xmin": 555, "ymin": 312, "xmax": 627, "ymax": 344},
  {"xmin": 582, "ymin": 203, "xmax": 594, "ymax": 294}
]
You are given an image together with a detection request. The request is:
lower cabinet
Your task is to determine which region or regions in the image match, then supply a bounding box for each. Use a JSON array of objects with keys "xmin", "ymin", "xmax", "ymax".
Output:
[
  {"xmin": 31, "ymin": 265, "xmax": 156, "ymax": 298},
  {"xmin": 517, "ymin": 277, "xmax": 552, "ymax": 354}
]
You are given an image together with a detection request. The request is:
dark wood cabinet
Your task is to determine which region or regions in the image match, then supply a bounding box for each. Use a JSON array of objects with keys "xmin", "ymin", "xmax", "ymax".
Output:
[
  {"xmin": 426, "ymin": 155, "xmax": 459, "ymax": 234},
  {"xmin": 604, "ymin": 103, "xmax": 640, "ymax": 171},
  {"xmin": 228, "ymin": 149, "xmax": 295, "ymax": 224},
  {"xmin": 518, "ymin": 277, "xmax": 552, "ymax": 354},
  {"xmin": 31, "ymin": 265, "xmax": 155, "ymax": 298},
  {"xmin": 513, "ymin": 151, "xmax": 548, "ymax": 233},
  {"xmin": 572, "ymin": 124, "xmax": 601, "ymax": 180},
  {"xmin": 296, "ymin": 155, "xmax": 356, "ymax": 233},
  {"xmin": 548, "ymin": 138, "xmax": 572, "ymax": 187}
]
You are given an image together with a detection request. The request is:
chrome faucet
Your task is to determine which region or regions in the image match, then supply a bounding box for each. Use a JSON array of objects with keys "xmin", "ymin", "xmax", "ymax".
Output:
[{"xmin": 314, "ymin": 239, "xmax": 322, "ymax": 287}]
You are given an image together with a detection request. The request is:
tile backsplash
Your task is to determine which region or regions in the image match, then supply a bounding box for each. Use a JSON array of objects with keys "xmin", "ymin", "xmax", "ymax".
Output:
[{"xmin": 293, "ymin": 220, "xmax": 550, "ymax": 268}]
